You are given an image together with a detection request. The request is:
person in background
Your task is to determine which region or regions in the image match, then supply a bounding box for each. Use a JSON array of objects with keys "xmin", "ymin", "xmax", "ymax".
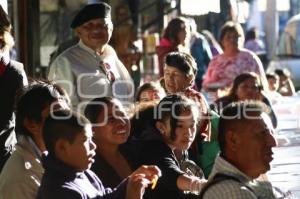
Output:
[
  {"xmin": 156, "ymin": 17, "xmax": 189, "ymax": 77},
  {"xmin": 202, "ymin": 21, "xmax": 268, "ymax": 99},
  {"xmin": 244, "ymin": 27, "xmax": 266, "ymax": 55},
  {"xmin": 37, "ymin": 109, "xmax": 161, "ymax": 199},
  {"xmin": 274, "ymin": 69, "xmax": 296, "ymax": 96},
  {"xmin": 266, "ymin": 73, "xmax": 282, "ymax": 104},
  {"xmin": 84, "ymin": 97, "xmax": 138, "ymax": 188},
  {"xmin": 163, "ymin": 51, "xmax": 210, "ymax": 139},
  {"xmin": 48, "ymin": 2, "xmax": 134, "ymax": 112},
  {"xmin": 0, "ymin": 81, "xmax": 70, "ymax": 199},
  {"xmin": 200, "ymin": 101, "xmax": 279, "ymax": 199},
  {"xmin": 135, "ymin": 82, "xmax": 166, "ymax": 103},
  {"xmin": 211, "ymin": 72, "xmax": 277, "ymax": 128},
  {"xmin": 201, "ymin": 30, "xmax": 223, "ymax": 57},
  {"xmin": 188, "ymin": 18, "xmax": 212, "ymax": 91},
  {"xmin": 0, "ymin": 5, "xmax": 28, "ymax": 172}
]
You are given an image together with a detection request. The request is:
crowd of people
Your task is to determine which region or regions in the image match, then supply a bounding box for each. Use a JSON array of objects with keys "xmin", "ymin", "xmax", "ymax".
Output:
[{"xmin": 0, "ymin": 1, "xmax": 296, "ymax": 199}]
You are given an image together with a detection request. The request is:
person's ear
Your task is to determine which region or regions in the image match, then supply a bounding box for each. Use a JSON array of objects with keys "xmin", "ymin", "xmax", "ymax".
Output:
[
  {"xmin": 155, "ymin": 121, "xmax": 167, "ymax": 136},
  {"xmin": 23, "ymin": 117, "xmax": 41, "ymax": 136},
  {"xmin": 226, "ymin": 130, "xmax": 240, "ymax": 152},
  {"xmin": 55, "ymin": 138, "xmax": 69, "ymax": 156}
]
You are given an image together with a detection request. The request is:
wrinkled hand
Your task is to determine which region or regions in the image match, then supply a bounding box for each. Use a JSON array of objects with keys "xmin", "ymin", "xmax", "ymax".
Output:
[{"xmin": 126, "ymin": 165, "xmax": 161, "ymax": 199}]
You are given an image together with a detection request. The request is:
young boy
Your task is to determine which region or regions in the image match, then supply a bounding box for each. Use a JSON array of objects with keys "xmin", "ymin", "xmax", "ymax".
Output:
[{"xmin": 37, "ymin": 109, "xmax": 160, "ymax": 199}]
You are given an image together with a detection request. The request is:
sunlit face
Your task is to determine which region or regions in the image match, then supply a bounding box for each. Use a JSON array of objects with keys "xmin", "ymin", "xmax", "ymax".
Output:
[
  {"xmin": 76, "ymin": 18, "xmax": 113, "ymax": 51},
  {"xmin": 139, "ymin": 88, "xmax": 165, "ymax": 102},
  {"xmin": 92, "ymin": 101, "xmax": 130, "ymax": 147},
  {"xmin": 62, "ymin": 125, "xmax": 96, "ymax": 171},
  {"xmin": 233, "ymin": 113, "xmax": 277, "ymax": 178},
  {"xmin": 236, "ymin": 77, "xmax": 261, "ymax": 101},
  {"xmin": 267, "ymin": 77, "xmax": 279, "ymax": 91},
  {"xmin": 164, "ymin": 66, "xmax": 193, "ymax": 94},
  {"xmin": 161, "ymin": 110, "xmax": 197, "ymax": 151}
]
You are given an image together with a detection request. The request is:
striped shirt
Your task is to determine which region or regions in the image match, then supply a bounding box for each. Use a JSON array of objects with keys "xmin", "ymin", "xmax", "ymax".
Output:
[{"xmin": 202, "ymin": 155, "xmax": 276, "ymax": 199}]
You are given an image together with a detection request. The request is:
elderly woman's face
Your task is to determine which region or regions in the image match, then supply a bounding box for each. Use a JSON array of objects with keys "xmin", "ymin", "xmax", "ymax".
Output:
[
  {"xmin": 164, "ymin": 65, "xmax": 193, "ymax": 94},
  {"xmin": 221, "ymin": 30, "xmax": 243, "ymax": 50}
]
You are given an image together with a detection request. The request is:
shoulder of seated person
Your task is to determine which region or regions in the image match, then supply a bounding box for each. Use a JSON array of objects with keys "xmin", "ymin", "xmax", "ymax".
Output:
[{"xmin": 203, "ymin": 180, "xmax": 257, "ymax": 199}]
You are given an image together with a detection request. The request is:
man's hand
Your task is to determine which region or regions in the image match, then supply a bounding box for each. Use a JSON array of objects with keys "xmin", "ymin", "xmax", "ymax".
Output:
[{"xmin": 126, "ymin": 165, "xmax": 161, "ymax": 199}]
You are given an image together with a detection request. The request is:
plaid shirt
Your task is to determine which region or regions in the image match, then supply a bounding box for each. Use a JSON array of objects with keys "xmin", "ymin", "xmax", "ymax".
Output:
[{"xmin": 202, "ymin": 155, "xmax": 276, "ymax": 199}]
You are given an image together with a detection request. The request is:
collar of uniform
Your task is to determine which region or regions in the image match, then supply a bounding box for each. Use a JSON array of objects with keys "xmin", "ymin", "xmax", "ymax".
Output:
[{"xmin": 78, "ymin": 40, "xmax": 101, "ymax": 57}]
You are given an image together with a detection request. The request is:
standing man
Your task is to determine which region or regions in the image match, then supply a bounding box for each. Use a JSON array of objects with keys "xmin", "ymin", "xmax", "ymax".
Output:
[
  {"xmin": 200, "ymin": 101, "xmax": 281, "ymax": 199},
  {"xmin": 48, "ymin": 3, "xmax": 134, "ymax": 111},
  {"xmin": 0, "ymin": 5, "xmax": 28, "ymax": 172}
]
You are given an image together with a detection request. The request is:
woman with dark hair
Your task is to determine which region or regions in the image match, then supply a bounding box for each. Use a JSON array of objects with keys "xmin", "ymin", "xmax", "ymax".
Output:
[
  {"xmin": 156, "ymin": 17, "xmax": 189, "ymax": 77},
  {"xmin": 210, "ymin": 72, "xmax": 277, "ymax": 128},
  {"xmin": 84, "ymin": 97, "xmax": 138, "ymax": 188},
  {"xmin": 202, "ymin": 21, "xmax": 268, "ymax": 98}
]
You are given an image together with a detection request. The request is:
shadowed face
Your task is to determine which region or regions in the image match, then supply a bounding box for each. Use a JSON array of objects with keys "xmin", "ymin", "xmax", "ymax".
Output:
[
  {"xmin": 61, "ymin": 126, "xmax": 97, "ymax": 171},
  {"xmin": 236, "ymin": 77, "xmax": 261, "ymax": 101},
  {"xmin": 229, "ymin": 112, "xmax": 277, "ymax": 178}
]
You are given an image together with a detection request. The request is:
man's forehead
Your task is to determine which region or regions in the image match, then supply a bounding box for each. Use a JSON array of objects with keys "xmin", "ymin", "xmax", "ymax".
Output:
[{"xmin": 84, "ymin": 17, "xmax": 111, "ymax": 25}]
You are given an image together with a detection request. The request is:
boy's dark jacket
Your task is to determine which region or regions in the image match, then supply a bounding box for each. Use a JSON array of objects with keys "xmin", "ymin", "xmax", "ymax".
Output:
[{"xmin": 37, "ymin": 153, "xmax": 127, "ymax": 199}]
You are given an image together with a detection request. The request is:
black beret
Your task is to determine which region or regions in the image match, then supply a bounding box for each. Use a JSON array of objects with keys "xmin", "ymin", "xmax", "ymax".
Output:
[{"xmin": 71, "ymin": 3, "xmax": 111, "ymax": 29}]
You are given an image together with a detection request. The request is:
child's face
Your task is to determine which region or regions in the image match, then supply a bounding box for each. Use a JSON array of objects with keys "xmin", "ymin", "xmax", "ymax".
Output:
[
  {"xmin": 161, "ymin": 110, "xmax": 197, "ymax": 151},
  {"xmin": 268, "ymin": 77, "xmax": 279, "ymax": 91},
  {"xmin": 93, "ymin": 101, "xmax": 130, "ymax": 147},
  {"xmin": 139, "ymin": 88, "xmax": 164, "ymax": 102},
  {"xmin": 62, "ymin": 125, "xmax": 96, "ymax": 171}
]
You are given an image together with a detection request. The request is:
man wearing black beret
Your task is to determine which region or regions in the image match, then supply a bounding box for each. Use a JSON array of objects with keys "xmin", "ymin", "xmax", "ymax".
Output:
[{"xmin": 48, "ymin": 2, "xmax": 134, "ymax": 112}]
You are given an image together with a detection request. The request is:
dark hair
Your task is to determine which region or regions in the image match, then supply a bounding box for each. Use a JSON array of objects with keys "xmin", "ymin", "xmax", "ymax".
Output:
[
  {"xmin": 219, "ymin": 21, "xmax": 244, "ymax": 49},
  {"xmin": 135, "ymin": 82, "xmax": 165, "ymax": 102},
  {"xmin": 156, "ymin": 94, "xmax": 199, "ymax": 140},
  {"xmin": 165, "ymin": 51, "xmax": 197, "ymax": 76},
  {"xmin": 266, "ymin": 73, "xmax": 279, "ymax": 80},
  {"xmin": 15, "ymin": 81, "xmax": 67, "ymax": 137},
  {"xmin": 274, "ymin": 69, "xmax": 290, "ymax": 78},
  {"xmin": 43, "ymin": 109, "xmax": 90, "ymax": 154},
  {"xmin": 130, "ymin": 101, "xmax": 160, "ymax": 140},
  {"xmin": 162, "ymin": 17, "xmax": 186, "ymax": 45},
  {"xmin": 218, "ymin": 101, "xmax": 269, "ymax": 156},
  {"xmin": 84, "ymin": 97, "xmax": 115, "ymax": 124},
  {"xmin": 245, "ymin": 27, "xmax": 259, "ymax": 42}
]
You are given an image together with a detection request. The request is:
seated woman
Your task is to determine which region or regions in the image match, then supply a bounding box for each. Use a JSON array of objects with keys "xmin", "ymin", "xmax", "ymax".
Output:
[
  {"xmin": 138, "ymin": 94, "xmax": 206, "ymax": 199},
  {"xmin": 84, "ymin": 97, "xmax": 138, "ymax": 188},
  {"xmin": 210, "ymin": 72, "xmax": 277, "ymax": 128}
]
